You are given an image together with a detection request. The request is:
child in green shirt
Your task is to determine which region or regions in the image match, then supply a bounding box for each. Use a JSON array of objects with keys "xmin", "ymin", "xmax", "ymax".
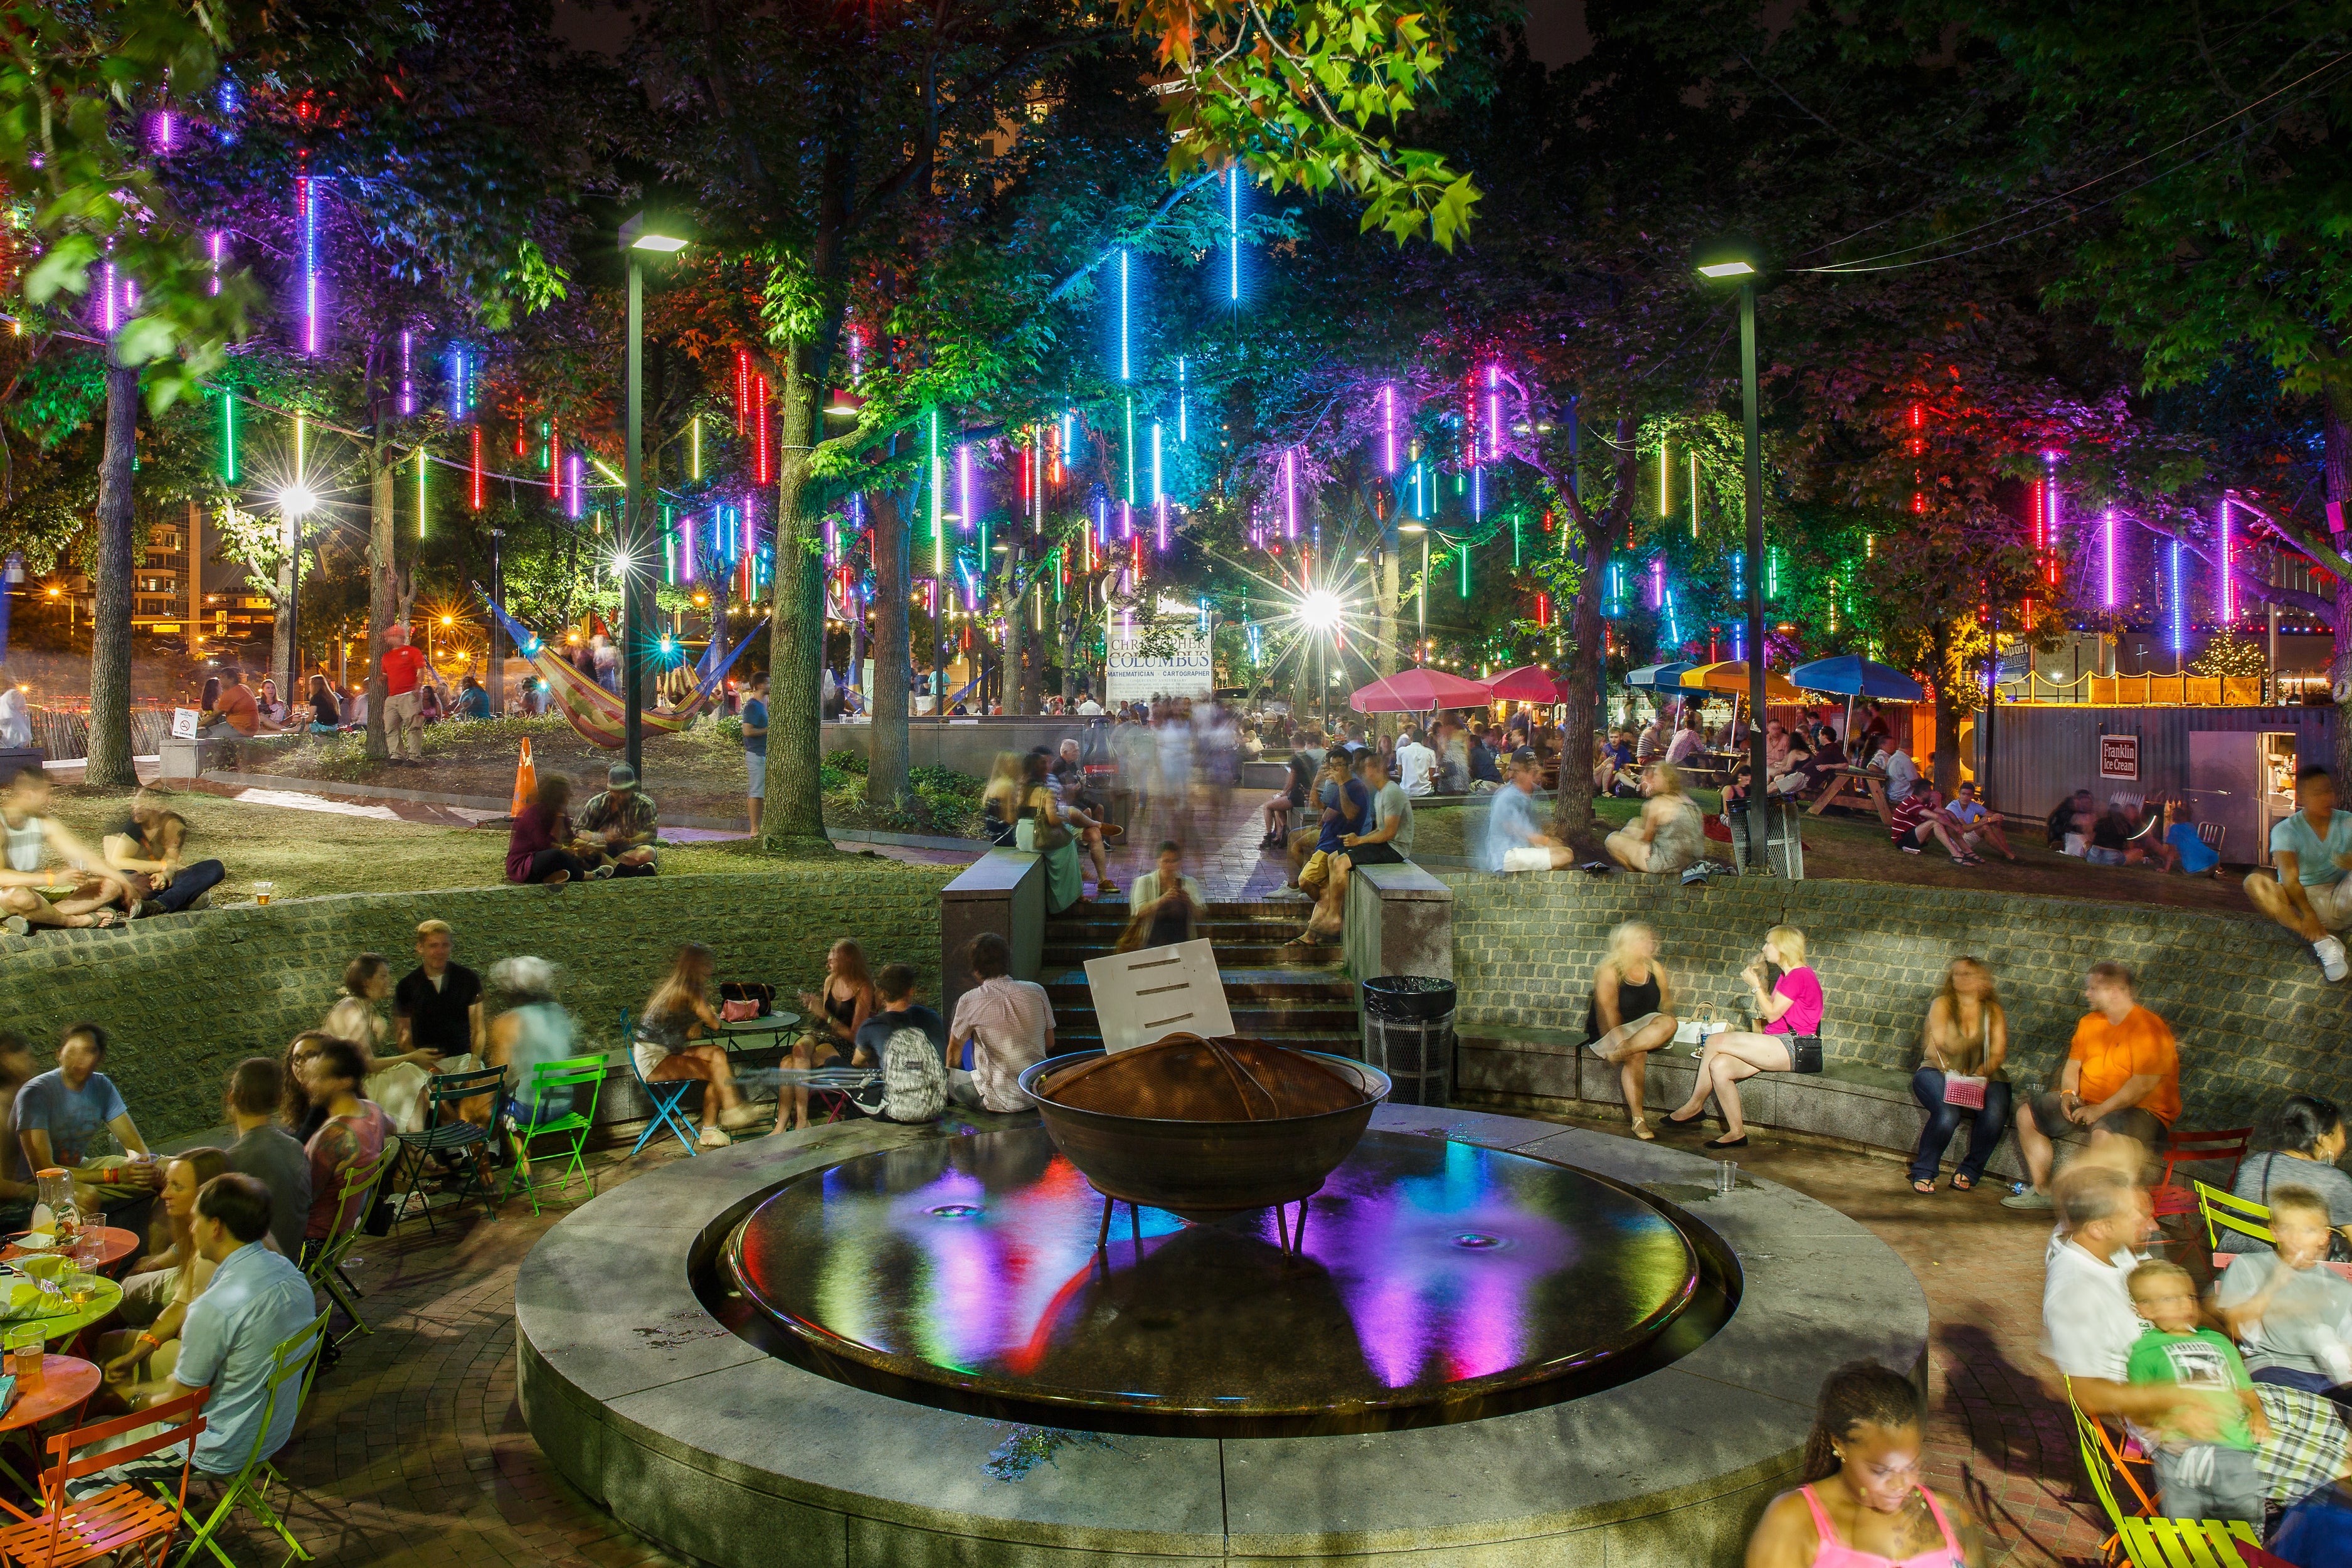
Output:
[{"xmin": 2124, "ymin": 1260, "xmax": 2270, "ymax": 1522}]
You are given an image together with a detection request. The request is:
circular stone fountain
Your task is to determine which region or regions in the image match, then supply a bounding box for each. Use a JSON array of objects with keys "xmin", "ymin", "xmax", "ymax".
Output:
[{"xmin": 517, "ymin": 1104, "xmax": 1929, "ymax": 1568}]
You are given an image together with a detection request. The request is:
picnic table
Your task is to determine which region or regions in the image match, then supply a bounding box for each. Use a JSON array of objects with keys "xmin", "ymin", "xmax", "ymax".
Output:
[{"xmin": 1807, "ymin": 765, "xmax": 1895, "ymax": 829}]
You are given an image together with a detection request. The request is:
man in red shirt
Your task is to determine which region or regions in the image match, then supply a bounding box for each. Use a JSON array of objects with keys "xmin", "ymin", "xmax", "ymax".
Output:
[{"xmin": 379, "ymin": 625, "xmax": 429, "ymax": 764}]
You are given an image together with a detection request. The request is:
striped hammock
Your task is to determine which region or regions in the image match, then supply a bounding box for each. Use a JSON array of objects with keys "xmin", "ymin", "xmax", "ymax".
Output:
[{"xmin": 482, "ymin": 597, "xmax": 766, "ymax": 751}]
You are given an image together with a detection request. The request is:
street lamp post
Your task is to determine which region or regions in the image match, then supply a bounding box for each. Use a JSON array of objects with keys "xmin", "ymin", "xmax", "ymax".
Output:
[
  {"xmin": 618, "ymin": 211, "xmax": 689, "ymax": 781},
  {"xmin": 278, "ymin": 480, "xmax": 318, "ymax": 707},
  {"xmin": 1697, "ymin": 245, "xmax": 1769, "ymax": 871}
]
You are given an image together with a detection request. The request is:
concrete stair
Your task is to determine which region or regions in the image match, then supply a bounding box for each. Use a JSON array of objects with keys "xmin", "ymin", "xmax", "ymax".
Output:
[{"xmin": 1042, "ymin": 899, "xmax": 1356, "ymax": 1053}]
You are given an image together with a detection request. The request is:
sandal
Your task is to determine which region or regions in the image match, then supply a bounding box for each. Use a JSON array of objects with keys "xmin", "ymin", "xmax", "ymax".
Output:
[
  {"xmin": 1951, "ymin": 1172, "xmax": 1976, "ymax": 1192},
  {"xmin": 88, "ymin": 910, "xmax": 122, "ymax": 929},
  {"xmin": 1912, "ymin": 1178, "xmax": 1937, "ymax": 1194}
]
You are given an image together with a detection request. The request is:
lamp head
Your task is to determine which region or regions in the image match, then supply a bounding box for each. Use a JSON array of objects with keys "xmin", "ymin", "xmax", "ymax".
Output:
[
  {"xmin": 824, "ymin": 388, "xmax": 866, "ymax": 418},
  {"xmin": 1692, "ymin": 236, "xmax": 1765, "ymax": 282},
  {"xmin": 278, "ymin": 482, "xmax": 318, "ymax": 519},
  {"xmin": 618, "ymin": 211, "xmax": 689, "ymax": 255}
]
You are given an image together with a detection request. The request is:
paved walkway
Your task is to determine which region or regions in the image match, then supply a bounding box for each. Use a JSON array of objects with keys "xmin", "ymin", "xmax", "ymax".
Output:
[{"xmin": 234, "ymin": 1114, "xmax": 2112, "ymax": 1568}]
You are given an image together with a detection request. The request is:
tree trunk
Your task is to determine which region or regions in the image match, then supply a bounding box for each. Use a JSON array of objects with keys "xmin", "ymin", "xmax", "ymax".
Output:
[
  {"xmin": 1929, "ymin": 618, "xmax": 1962, "ymax": 795},
  {"xmin": 1549, "ymin": 517, "xmax": 1609, "ymax": 856},
  {"xmin": 86, "ymin": 362, "xmax": 139, "ymax": 789},
  {"xmin": 271, "ymin": 554, "xmax": 294, "ymax": 699},
  {"xmin": 1379, "ymin": 541, "xmax": 1399, "ymax": 680},
  {"xmin": 767, "ymin": 360, "xmax": 830, "ymax": 847},
  {"xmin": 364, "ymin": 431, "xmax": 396, "ymax": 761},
  {"xmin": 2326, "ymin": 384, "xmax": 2352, "ymax": 783},
  {"xmin": 867, "ymin": 488, "xmax": 912, "ymax": 808}
]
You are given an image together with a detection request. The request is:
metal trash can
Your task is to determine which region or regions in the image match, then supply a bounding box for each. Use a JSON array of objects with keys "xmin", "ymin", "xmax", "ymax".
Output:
[
  {"xmin": 1360, "ymin": 975, "xmax": 1457, "ymax": 1108},
  {"xmin": 1727, "ymin": 798, "xmax": 1804, "ymax": 879}
]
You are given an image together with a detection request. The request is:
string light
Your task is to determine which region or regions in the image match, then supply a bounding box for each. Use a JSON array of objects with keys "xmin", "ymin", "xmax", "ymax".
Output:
[
  {"xmin": 1227, "ymin": 168, "xmax": 1241, "ymax": 302},
  {"xmin": 2103, "ymin": 508, "xmax": 2117, "ymax": 610},
  {"xmin": 99, "ymin": 260, "xmax": 116, "ymax": 334},
  {"xmin": 929, "ymin": 410, "xmax": 944, "ymax": 575},
  {"xmin": 1486, "ymin": 365, "xmax": 1500, "ymax": 462},
  {"xmin": 415, "ymin": 447, "xmax": 426, "ymax": 538},
  {"xmin": 208, "ymin": 233, "xmax": 223, "ymax": 297},
  {"xmin": 1382, "ymin": 385, "xmax": 1397, "ymax": 475},
  {"xmin": 1177, "ymin": 358, "xmax": 1188, "ymax": 443},
  {"xmin": 1284, "ymin": 450, "xmax": 1298, "ymax": 539},
  {"xmin": 2169, "ymin": 538, "xmax": 2186, "ymax": 653},
  {"xmin": 299, "ymin": 170, "xmax": 318, "ymax": 354},
  {"xmin": 567, "ymin": 454, "xmax": 582, "ymax": 520},
  {"xmin": 1118, "ymin": 249, "xmax": 1130, "ymax": 381},
  {"xmin": 2218, "ymin": 497, "xmax": 2235, "ymax": 622},
  {"xmin": 1688, "ymin": 452, "xmax": 1699, "ymax": 538},
  {"xmin": 220, "ymin": 391, "xmax": 236, "ymax": 484},
  {"xmin": 469, "ymin": 426, "xmax": 484, "ymax": 511},
  {"xmin": 1123, "ymin": 397, "xmax": 1136, "ymax": 506},
  {"xmin": 691, "ymin": 414, "xmax": 702, "ymax": 482}
]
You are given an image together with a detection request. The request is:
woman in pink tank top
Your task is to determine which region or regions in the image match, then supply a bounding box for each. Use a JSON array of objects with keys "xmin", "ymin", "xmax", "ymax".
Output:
[{"xmin": 1745, "ymin": 1362, "xmax": 1981, "ymax": 1567}]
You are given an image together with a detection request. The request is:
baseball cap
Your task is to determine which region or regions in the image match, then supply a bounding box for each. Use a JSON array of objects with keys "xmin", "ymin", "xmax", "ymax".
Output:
[
  {"xmin": 1512, "ymin": 746, "xmax": 1539, "ymax": 766},
  {"xmin": 608, "ymin": 763, "xmax": 639, "ymax": 790}
]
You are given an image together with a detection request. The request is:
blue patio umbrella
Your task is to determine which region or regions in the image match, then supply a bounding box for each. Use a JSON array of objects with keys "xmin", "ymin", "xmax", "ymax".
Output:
[
  {"xmin": 1788, "ymin": 655, "xmax": 1926, "ymax": 701},
  {"xmin": 1622, "ymin": 662, "xmax": 1697, "ymax": 691},
  {"xmin": 1789, "ymin": 655, "xmax": 1926, "ymax": 746}
]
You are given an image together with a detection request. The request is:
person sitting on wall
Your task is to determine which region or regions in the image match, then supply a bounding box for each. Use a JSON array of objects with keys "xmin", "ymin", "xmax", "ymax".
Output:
[
  {"xmin": 2245, "ymin": 763, "xmax": 2352, "ymax": 982},
  {"xmin": 1604, "ymin": 763, "xmax": 1705, "ymax": 876},
  {"xmin": 946, "ymin": 932, "xmax": 1054, "ymax": 1112},
  {"xmin": 1261, "ymin": 730, "xmax": 1320, "ymax": 850},
  {"xmin": 576, "ymin": 763, "xmax": 659, "ymax": 877},
  {"xmin": 1291, "ymin": 753, "xmax": 1371, "ymax": 943},
  {"xmin": 198, "ymin": 666, "xmax": 278, "ymax": 741},
  {"xmin": 0, "ymin": 767, "xmax": 132, "ymax": 932},
  {"xmin": 1663, "ymin": 924, "xmax": 1823, "ymax": 1151},
  {"xmin": 1907, "ymin": 957, "xmax": 2011, "ymax": 1194},
  {"xmin": 1584, "ymin": 920, "xmax": 1678, "ymax": 1142},
  {"xmin": 2002, "ymin": 961, "xmax": 2179, "ymax": 1210},
  {"xmin": 1478, "ymin": 748, "xmax": 1574, "ymax": 874},
  {"xmin": 102, "ymin": 787, "xmax": 228, "ymax": 917}
]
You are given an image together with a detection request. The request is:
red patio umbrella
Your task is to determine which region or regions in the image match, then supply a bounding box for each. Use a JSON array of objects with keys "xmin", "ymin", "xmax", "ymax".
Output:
[
  {"xmin": 1484, "ymin": 664, "xmax": 1565, "ymax": 702},
  {"xmin": 1348, "ymin": 668, "xmax": 1495, "ymax": 713}
]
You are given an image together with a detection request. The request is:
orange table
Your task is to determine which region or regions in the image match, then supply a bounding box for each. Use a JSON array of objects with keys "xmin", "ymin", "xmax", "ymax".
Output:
[
  {"xmin": 0, "ymin": 1229, "xmax": 140, "ymax": 1274},
  {"xmin": 0, "ymin": 1355, "xmax": 99, "ymax": 1514}
]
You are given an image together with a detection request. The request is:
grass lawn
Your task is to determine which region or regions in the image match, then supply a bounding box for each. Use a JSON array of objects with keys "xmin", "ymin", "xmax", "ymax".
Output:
[
  {"xmin": 42, "ymin": 781, "xmax": 943, "ymax": 904},
  {"xmin": 221, "ymin": 716, "xmax": 985, "ymax": 836},
  {"xmin": 1407, "ymin": 788, "xmax": 2255, "ymax": 916}
]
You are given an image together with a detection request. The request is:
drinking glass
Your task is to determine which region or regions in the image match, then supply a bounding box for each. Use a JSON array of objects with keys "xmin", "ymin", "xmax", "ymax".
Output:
[
  {"xmin": 63, "ymin": 1274, "xmax": 98, "ymax": 1311},
  {"xmin": 6, "ymin": 1325, "xmax": 43, "ymax": 1392},
  {"xmin": 253, "ymin": 880, "xmax": 274, "ymax": 906},
  {"xmin": 1714, "ymin": 1160, "xmax": 1739, "ymax": 1197}
]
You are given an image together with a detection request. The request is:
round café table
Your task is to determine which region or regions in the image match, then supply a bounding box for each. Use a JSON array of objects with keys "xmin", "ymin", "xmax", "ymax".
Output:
[
  {"xmin": 717, "ymin": 1012, "xmax": 802, "ymax": 1047},
  {"xmin": 0, "ymin": 1229, "xmax": 140, "ymax": 1274},
  {"xmin": 0, "ymin": 1355, "xmax": 100, "ymax": 1515},
  {"xmin": 0, "ymin": 1281, "xmax": 125, "ymax": 1348}
]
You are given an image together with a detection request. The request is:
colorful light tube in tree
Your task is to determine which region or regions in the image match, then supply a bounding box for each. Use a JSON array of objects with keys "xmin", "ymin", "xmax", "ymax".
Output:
[
  {"xmin": 415, "ymin": 447, "xmax": 426, "ymax": 538},
  {"xmin": 2218, "ymin": 498, "xmax": 2235, "ymax": 622},
  {"xmin": 1284, "ymin": 450, "xmax": 1298, "ymax": 540},
  {"xmin": 1382, "ymin": 385, "xmax": 1397, "ymax": 475}
]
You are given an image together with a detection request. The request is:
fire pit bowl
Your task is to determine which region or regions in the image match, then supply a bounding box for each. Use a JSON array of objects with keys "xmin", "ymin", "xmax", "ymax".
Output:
[{"xmin": 1019, "ymin": 1036, "xmax": 1390, "ymax": 1220}]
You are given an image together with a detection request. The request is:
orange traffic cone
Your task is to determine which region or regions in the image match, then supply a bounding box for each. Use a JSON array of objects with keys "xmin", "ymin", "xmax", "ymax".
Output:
[{"xmin": 511, "ymin": 738, "xmax": 538, "ymax": 815}]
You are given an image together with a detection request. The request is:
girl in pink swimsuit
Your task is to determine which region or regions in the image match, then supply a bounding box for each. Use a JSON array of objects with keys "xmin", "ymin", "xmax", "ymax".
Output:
[{"xmin": 1745, "ymin": 1362, "xmax": 1979, "ymax": 1568}]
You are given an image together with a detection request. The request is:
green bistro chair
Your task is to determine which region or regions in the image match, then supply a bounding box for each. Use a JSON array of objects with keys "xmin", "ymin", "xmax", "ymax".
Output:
[
  {"xmin": 503, "ymin": 1054, "xmax": 607, "ymax": 1216},
  {"xmin": 155, "ymin": 1306, "xmax": 332, "ymax": 1568},
  {"xmin": 388, "ymin": 1064, "xmax": 509, "ymax": 1233},
  {"xmin": 300, "ymin": 1146, "xmax": 395, "ymax": 1344}
]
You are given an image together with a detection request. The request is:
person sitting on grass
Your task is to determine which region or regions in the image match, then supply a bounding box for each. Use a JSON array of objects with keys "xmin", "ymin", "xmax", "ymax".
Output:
[
  {"xmin": 102, "ymin": 787, "xmax": 228, "ymax": 916},
  {"xmin": 1887, "ymin": 783, "xmax": 1978, "ymax": 865},
  {"xmin": 1604, "ymin": 762, "xmax": 1705, "ymax": 876},
  {"xmin": 0, "ymin": 767, "xmax": 131, "ymax": 931},
  {"xmin": 2245, "ymin": 763, "xmax": 2352, "ymax": 982},
  {"xmin": 2047, "ymin": 787, "xmax": 2095, "ymax": 856},
  {"xmin": 635, "ymin": 943, "xmax": 761, "ymax": 1148},
  {"xmin": 946, "ymin": 932, "xmax": 1054, "ymax": 1112},
  {"xmin": 780, "ymin": 940, "xmax": 877, "ymax": 1134},
  {"xmin": 1584, "ymin": 921, "xmax": 1677, "ymax": 1142},
  {"xmin": 2124, "ymin": 1259, "xmax": 2271, "ymax": 1524},
  {"xmin": 93, "ymin": 1147, "xmax": 230, "ymax": 1406},
  {"xmin": 506, "ymin": 775, "xmax": 593, "ymax": 886},
  {"xmin": 1742, "ymin": 1360, "xmax": 1983, "ymax": 1568},
  {"xmin": 852, "ymin": 964, "xmax": 948, "ymax": 1071},
  {"xmin": 1939, "ymin": 781, "xmax": 2017, "ymax": 862},
  {"xmin": 2160, "ymin": 799, "xmax": 2220, "ymax": 876},
  {"xmin": 576, "ymin": 763, "xmax": 659, "ymax": 877}
]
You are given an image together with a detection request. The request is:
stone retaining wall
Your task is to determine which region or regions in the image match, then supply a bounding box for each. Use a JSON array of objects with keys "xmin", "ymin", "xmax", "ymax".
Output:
[
  {"xmin": 0, "ymin": 866, "xmax": 949, "ymax": 1145},
  {"xmin": 1439, "ymin": 872, "xmax": 2338, "ymax": 1133}
]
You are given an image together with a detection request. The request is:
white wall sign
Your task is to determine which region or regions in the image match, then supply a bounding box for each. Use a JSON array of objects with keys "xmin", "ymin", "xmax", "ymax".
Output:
[
  {"xmin": 1106, "ymin": 632, "xmax": 1212, "ymax": 704},
  {"xmin": 170, "ymin": 707, "xmax": 201, "ymax": 740}
]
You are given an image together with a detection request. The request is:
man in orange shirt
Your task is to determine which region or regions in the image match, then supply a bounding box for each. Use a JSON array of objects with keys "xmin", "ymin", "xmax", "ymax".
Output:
[
  {"xmin": 199, "ymin": 667, "xmax": 276, "ymax": 741},
  {"xmin": 2003, "ymin": 960, "xmax": 2180, "ymax": 1209}
]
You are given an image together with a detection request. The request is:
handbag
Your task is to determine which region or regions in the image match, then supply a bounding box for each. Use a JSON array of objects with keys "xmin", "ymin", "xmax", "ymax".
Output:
[
  {"xmin": 1943, "ymin": 1073, "xmax": 1988, "ymax": 1110},
  {"xmin": 1790, "ymin": 1036, "xmax": 1823, "ymax": 1074},
  {"xmin": 719, "ymin": 981, "xmax": 775, "ymax": 1017},
  {"xmin": 720, "ymin": 999, "xmax": 761, "ymax": 1023}
]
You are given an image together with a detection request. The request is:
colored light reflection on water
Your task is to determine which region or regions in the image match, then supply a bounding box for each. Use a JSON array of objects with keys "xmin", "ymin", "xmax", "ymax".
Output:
[{"xmin": 733, "ymin": 1130, "xmax": 1700, "ymax": 1421}]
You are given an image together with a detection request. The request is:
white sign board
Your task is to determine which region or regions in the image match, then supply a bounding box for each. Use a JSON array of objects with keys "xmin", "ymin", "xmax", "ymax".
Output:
[
  {"xmin": 1081, "ymin": 939, "xmax": 1233, "ymax": 1054},
  {"xmin": 170, "ymin": 707, "xmax": 201, "ymax": 740},
  {"xmin": 1106, "ymin": 632, "xmax": 1212, "ymax": 705}
]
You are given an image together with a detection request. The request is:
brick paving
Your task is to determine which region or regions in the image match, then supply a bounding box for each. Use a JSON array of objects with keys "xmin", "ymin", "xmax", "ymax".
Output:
[{"xmin": 226, "ymin": 1114, "xmax": 2116, "ymax": 1568}]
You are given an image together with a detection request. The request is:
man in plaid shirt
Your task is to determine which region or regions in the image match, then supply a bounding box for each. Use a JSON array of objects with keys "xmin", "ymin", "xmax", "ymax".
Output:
[{"xmin": 578, "ymin": 763, "xmax": 660, "ymax": 878}]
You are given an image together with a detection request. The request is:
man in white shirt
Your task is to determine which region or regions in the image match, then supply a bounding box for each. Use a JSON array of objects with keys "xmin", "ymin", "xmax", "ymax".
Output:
[
  {"xmin": 946, "ymin": 933, "xmax": 1054, "ymax": 1111},
  {"xmin": 1075, "ymin": 694, "xmax": 1103, "ymax": 716},
  {"xmin": 1874, "ymin": 744, "xmax": 1921, "ymax": 802},
  {"xmin": 1392, "ymin": 727, "xmax": 1438, "ymax": 798},
  {"xmin": 2043, "ymin": 1163, "xmax": 2351, "ymax": 1502}
]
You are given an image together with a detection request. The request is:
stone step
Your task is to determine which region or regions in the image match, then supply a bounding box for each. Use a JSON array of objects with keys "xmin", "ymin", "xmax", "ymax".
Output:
[
  {"xmin": 1042, "ymin": 943, "xmax": 1316, "ymax": 968},
  {"xmin": 1055, "ymin": 1022, "xmax": 1359, "ymax": 1049},
  {"xmin": 1044, "ymin": 967, "xmax": 1350, "ymax": 997},
  {"xmin": 1050, "ymin": 1002, "xmax": 1361, "ymax": 1033}
]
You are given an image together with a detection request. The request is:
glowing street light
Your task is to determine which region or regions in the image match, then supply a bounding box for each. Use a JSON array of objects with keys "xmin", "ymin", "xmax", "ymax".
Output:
[{"xmin": 1298, "ymin": 588, "xmax": 1344, "ymax": 632}]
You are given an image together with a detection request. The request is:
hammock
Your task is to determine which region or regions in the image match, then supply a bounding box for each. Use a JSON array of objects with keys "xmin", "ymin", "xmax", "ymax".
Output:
[{"xmin": 480, "ymin": 596, "xmax": 767, "ymax": 751}]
